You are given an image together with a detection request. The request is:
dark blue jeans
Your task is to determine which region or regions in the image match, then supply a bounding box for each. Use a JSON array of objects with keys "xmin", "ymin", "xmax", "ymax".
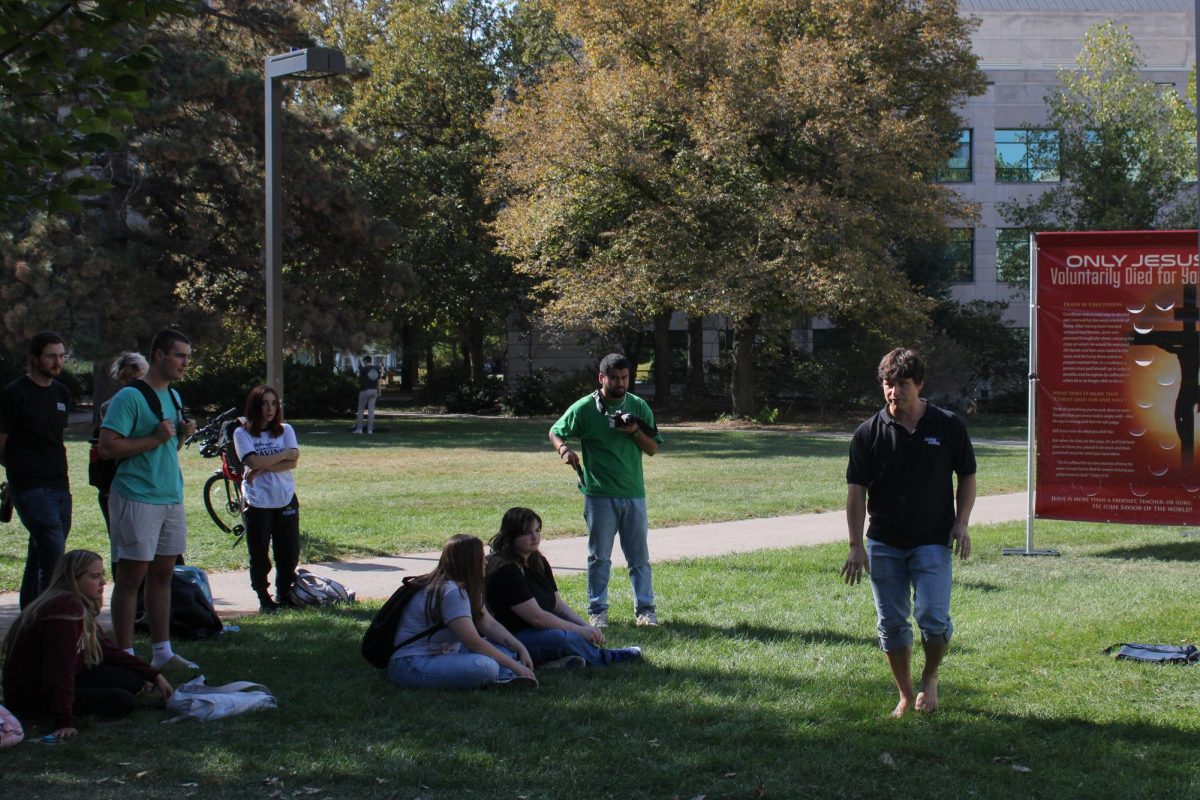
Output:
[
  {"xmin": 516, "ymin": 628, "xmax": 617, "ymax": 667},
  {"xmin": 13, "ymin": 486, "xmax": 72, "ymax": 609}
]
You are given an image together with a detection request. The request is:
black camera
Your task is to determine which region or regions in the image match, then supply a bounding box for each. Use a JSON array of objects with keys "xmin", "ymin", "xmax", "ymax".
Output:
[{"xmin": 610, "ymin": 410, "xmax": 638, "ymax": 428}]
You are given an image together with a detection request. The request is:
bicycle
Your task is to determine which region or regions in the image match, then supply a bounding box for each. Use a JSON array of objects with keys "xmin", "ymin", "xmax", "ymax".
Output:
[{"xmin": 184, "ymin": 407, "xmax": 246, "ymax": 544}]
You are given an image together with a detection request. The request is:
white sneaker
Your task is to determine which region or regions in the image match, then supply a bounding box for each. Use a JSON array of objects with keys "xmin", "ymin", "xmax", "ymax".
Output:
[
  {"xmin": 589, "ymin": 610, "xmax": 608, "ymax": 628},
  {"xmin": 351, "ymin": 429, "xmax": 363, "ymax": 435},
  {"xmin": 635, "ymin": 612, "xmax": 659, "ymax": 627}
]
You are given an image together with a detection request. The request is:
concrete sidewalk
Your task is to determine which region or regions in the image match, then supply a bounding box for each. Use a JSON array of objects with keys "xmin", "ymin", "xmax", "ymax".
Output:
[{"xmin": 0, "ymin": 492, "xmax": 1027, "ymax": 635}]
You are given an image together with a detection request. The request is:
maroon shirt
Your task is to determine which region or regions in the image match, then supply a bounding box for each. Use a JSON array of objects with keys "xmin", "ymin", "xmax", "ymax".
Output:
[{"xmin": 2, "ymin": 594, "xmax": 158, "ymax": 729}]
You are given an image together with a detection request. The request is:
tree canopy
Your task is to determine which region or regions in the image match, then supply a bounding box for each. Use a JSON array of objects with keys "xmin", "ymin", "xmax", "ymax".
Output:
[
  {"xmin": 490, "ymin": 0, "xmax": 985, "ymax": 414},
  {"xmin": 0, "ymin": 0, "xmax": 189, "ymax": 220},
  {"xmin": 1001, "ymin": 20, "xmax": 1196, "ymax": 254}
]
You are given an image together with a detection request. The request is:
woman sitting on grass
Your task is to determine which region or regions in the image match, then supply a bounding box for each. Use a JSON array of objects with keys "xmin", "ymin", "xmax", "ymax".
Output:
[
  {"xmin": 2, "ymin": 550, "xmax": 172, "ymax": 740},
  {"xmin": 388, "ymin": 534, "xmax": 538, "ymax": 689},
  {"xmin": 484, "ymin": 507, "xmax": 643, "ymax": 668}
]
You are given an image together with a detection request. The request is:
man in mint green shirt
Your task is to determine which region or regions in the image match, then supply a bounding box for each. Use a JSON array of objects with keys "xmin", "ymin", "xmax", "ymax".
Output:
[
  {"xmin": 549, "ymin": 353, "xmax": 664, "ymax": 628},
  {"xmin": 99, "ymin": 329, "xmax": 198, "ymax": 670}
]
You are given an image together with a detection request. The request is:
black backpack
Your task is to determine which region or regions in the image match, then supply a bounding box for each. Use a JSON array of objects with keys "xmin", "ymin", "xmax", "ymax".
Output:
[
  {"xmin": 136, "ymin": 566, "xmax": 223, "ymax": 640},
  {"xmin": 361, "ymin": 576, "xmax": 444, "ymax": 668},
  {"xmin": 89, "ymin": 381, "xmax": 184, "ymax": 491}
]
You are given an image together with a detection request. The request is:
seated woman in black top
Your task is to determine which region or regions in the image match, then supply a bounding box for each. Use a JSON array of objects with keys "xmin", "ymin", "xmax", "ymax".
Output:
[{"xmin": 484, "ymin": 507, "xmax": 643, "ymax": 667}]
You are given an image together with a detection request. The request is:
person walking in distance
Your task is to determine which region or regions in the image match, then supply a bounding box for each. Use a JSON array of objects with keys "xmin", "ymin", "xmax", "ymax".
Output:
[
  {"xmin": 841, "ymin": 348, "xmax": 975, "ymax": 717},
  {"xmin": 98, "ymin": 330, "xmax": 198, "ymax": 670},
  {"xmin": 548, "ymin": 354, "xmax": 664, "ymax": 628},
  {"xmin": 0, "ymin": 332, "xmax": 72, "ymax": 609},
  {"xmin": 352, "ymin": 355, "xmax": 381, "ymax": 435}
]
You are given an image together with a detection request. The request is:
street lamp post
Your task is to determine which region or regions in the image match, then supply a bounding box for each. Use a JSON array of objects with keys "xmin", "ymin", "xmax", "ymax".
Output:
[{"xmin": 264, "ymin": 47, "xmax": 347, "ymax": 401}]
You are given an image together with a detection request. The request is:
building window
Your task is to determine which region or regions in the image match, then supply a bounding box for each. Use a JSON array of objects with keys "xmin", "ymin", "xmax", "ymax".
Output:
[
  {"xmin": 995, "ymin": 129, "xmax": 1059, "ymax": 182},
  {"xmin": 945, "ymin": 228, "xmax": 974, "ymax": 282},
  {"xmin": 937, "ymin": 130, "xmax": 972, "ymax": 182},
  {"xmin": 996, "ymin": 228, "xmax": 1029, "ymax": 282}
]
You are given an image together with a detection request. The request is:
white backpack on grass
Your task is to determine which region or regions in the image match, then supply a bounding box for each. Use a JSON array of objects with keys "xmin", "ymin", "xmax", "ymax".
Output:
[
  {"xmin": 164, "ymin": 677, "xmax": 276, "ymax": 723},
  {"xmin": 287, "ymin": 569, "xmax": 356, "ymax": 607}
]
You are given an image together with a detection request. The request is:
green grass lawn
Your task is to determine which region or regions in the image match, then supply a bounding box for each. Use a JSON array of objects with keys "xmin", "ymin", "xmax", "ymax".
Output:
[
  {"xmin": 3, "ymin": 519, "xmax": 1198, "ymax": 799},
  {"xmin": 0, "ymin": 417, "xmax": 1027, "ymax": 591}
]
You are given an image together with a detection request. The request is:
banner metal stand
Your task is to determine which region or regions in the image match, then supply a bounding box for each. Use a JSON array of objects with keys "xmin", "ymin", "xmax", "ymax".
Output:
[{"xmin": 1005, "ymin": 232, "xmax": 1060, "ymax": 556}]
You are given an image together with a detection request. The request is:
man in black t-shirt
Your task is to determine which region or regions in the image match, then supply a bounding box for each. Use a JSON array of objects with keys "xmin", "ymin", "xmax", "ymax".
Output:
[
  {"xmin": 0, "ymin": 332, "xmax": 72, "ymax": 608},
  {"xmin": 840, "ymin": 347, "xmax": 976, "ymax": 718},
  {"xmin": 352, "ymin": 355, "xmax": 382, "ymax": 435}
]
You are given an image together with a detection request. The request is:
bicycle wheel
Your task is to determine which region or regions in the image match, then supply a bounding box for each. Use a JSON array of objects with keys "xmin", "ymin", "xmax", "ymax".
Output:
[{"xmin": 203, "ymin": 472, "xmax": 240, "ymax": 535}]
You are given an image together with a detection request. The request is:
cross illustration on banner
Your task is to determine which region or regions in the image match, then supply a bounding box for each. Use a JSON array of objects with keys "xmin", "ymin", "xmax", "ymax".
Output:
[{"xmin": 1131, "ymin": 283, "xmax": 1200, "ymax": 471}]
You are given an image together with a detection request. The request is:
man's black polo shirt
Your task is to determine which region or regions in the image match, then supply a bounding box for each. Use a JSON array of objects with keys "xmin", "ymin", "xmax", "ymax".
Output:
[{"xmin": 846, "ymin": 401, "xmax": 976, "ymax": 549}]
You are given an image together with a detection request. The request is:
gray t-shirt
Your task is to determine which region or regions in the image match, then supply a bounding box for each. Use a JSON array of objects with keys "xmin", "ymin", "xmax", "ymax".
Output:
[{"xmin": 392, "ymin": 582, "xmax": 473, "ymax": 658}]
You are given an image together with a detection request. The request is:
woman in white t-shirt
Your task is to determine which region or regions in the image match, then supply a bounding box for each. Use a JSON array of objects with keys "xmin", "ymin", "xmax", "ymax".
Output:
[
  {"xmin": 388, "ymin": 534, "xmax": 537, "ymax": 689},
  {"xmin": 233, "ymin": 385, "xmax": 300, "ymax": 613}
]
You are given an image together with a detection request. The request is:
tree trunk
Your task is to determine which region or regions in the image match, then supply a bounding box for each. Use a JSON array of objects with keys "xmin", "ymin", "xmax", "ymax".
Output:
[
  {"xmin": 466, "ymin": 320, "xmax": 486, "ymax": 386},
  {"xmin": 400, "ymin": 323, "xmax": 418, "ymax": 390},
  {"xmin": 686, "ymin": 314, "xmax": 706, "ymax": 395},
  {"xmin": 731, "ymin": 313, "xmax": 761, "ymax": 418},
  {"xmin": 621, "ymin": 330, "xmax": 644, "ymax": 387},
  {"xmin": 425, "ymin": 343, "xmax": 435, "ymax": 385},
  {"xmin": 653, "ymin": 310, "xmax": 672, "ymax": 409}
]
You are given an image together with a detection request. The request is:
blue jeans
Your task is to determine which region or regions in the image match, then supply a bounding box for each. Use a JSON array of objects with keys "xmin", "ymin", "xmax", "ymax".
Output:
[
  {"xmin": 866, "ymin": 540, "xmax": 953, "ymax": 653},
  {"xmin": 387, "ymin": 643, "xmax": 521, "ymax": 689},
  {"xmin": 13, "ymin": 486, "xmax": 72, "ymax": 609},
  {"xmin": 584, "ymin": 496, "xmax": 654, "ymax": 616},
  {"xmin": 516, "ymin": 628, "xmax": 615, "ymax": 667}
]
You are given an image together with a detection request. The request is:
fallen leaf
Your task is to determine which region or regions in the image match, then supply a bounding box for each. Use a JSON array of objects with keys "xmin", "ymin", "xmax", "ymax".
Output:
[
  {"xmin": 136, "ymin": 771, "xmax": 149, "ymax": 779},
  {"xmin": 269, "ymin": 791, "xmax": 282, "ymax": 799},
  {"xmin": 880, "ymin": 752, "xmax": 896, "ymax": 768},
  {"xmin": 264, "ymin": 777, "xmax": 281, "ymax": 785},
  {"xmin": 723, "ymin": 772, "xmax": 736, "ymax": 779},
  {"xmin": 1012, "ymin": 764, "xmax": 1032, "ymax": 773},
  {"xmin": 690, "ymin": 795, "xmax": 706, "ymax": 800},
  {"xmin": 992, "ymin": 756, "xmax": 1012, "ymax": 764},
  {"xmin": 648, "ymin": 739, "xmax": 661, "ymax": 748},
  {"xmin": 375, "ymin": 778, "xmax": 388, "ymax": 784},
  {"xmin": 179, "ymin": 783, "xmax": 198, "ymax": 788}
]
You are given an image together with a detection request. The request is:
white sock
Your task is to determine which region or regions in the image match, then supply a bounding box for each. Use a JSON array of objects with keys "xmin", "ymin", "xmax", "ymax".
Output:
[{"xmin": 150, "ymin": 641, "xmax": 198, "ymax": 670}]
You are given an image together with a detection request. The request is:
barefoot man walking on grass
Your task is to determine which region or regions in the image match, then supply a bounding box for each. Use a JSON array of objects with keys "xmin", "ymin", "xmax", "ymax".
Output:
[{"xmin": 841, "ymin": 347, "xmax": 975, "ymax": 717}]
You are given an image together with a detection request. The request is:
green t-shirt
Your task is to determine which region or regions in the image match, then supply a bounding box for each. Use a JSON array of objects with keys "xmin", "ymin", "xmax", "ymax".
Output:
[
  {"xmin": 551, "ymin": 392, "xmax": 663, "ymax": 498},
  {"xmin": 101, "ymin": 384, "xmax": 185, "ymax": 505}
]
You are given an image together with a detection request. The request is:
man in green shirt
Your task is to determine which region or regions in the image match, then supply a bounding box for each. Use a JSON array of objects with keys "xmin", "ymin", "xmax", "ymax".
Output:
[{"xmin": 549, "ymin": 354, "xmax": 664, "ymax": 628}]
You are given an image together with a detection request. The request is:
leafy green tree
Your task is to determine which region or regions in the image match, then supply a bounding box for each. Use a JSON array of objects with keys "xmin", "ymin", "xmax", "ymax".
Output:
[
  {"xmin": 491, "ymin": 0, "xmax": 985, "ymax": 415},
  {"xmin": 1000, "ymin": 20, "xmax": 1196, "ymax": 277},
  {"xmin": 1, "ymin": 1, "xmax": 398, "ymax": 377},
  {"xmin": 311, "ymin": 0, "xmax": 523, "ymax": 388},
  {"xmin": 0, "ymin": 0, "xmax": 189, "ymax": 219}
]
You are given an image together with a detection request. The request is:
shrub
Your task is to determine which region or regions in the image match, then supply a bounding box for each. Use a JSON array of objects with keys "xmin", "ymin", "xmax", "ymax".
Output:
[
  {"xmin": 177, "ymin": 362, "xmax": 356, "ymax": 418},
  {"xmin": 501, "ymin": 368, "xmax": 596, "ymax": 417},
  {"xmin": 444, "ymin": 376, "xmax": 504, "ymax": 414}
]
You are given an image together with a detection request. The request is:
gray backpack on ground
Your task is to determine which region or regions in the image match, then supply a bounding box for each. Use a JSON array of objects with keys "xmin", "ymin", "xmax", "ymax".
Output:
[{"xmin": 287, "ymin": 569, "xmax": 356, "ymax": 607}]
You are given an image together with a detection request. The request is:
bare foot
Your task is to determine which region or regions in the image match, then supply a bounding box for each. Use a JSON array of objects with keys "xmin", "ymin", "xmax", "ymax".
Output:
[
  {"xmin": 915, "ymin": 678, "xmax": 938, "ymax": 713},
  {"xmin": 891, "ymin": 692, "xmax": 916, "ymax": 718}
]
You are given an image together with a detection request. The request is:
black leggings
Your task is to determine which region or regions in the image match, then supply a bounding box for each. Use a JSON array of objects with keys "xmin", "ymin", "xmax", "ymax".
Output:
[
  {"xmin": 73, "ymin": 664, "xmax": 145, "ymax": 720},
  {"xmin": 242, "ymin": 495, "xmax": 300, "ymax": 599}
]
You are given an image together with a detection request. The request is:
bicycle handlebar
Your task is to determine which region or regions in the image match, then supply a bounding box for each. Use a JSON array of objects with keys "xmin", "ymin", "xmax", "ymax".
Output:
[{"xmin": 184, "ymin": 407, "xmax": 240, "ymax": 449}]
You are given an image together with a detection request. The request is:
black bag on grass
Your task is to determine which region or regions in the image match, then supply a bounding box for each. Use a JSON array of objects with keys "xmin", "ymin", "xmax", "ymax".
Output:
[
  {"xmin": 1105, "ymin": 643, "xmax": 1199, "ymax": 664},
  {"xmin": 362, "ymin": 576, "xmax": 444, "ymax": 668},
  {"xmin": 136, "ymin": 567, "xmax": 223, "ymax": 640}
]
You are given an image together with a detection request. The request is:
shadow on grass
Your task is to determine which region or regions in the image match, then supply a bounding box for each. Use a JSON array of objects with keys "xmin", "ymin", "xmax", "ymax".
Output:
[
  {"xmin": 5, "ymin": 607, "xmax": 1199, "ymax": 799},
  {"xmin": 955, "ymin": 580, "xmax": 1006, "ymax": 593},
  {"xmin": 297, "ymin": 531, "xmax": 398, "ymax": 563},
  {"xmin": 1093, "ymin": 542, "xmax": 1200, "ymax": 562},
  {"xmin": 660, "ymin": 620, "xmax": 878, "ymax": 648}
]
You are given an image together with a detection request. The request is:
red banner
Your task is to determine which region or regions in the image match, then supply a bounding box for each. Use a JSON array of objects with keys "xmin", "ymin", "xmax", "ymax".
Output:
[{"xmin": 1035, "ymin": 230, "xmax": 1200, "ymax": 525}]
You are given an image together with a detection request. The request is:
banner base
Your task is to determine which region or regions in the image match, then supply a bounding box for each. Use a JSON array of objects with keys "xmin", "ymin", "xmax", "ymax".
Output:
[{"xmin": 1001, "ymin": 547, "xmax": 1060, "ymax": 557}]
